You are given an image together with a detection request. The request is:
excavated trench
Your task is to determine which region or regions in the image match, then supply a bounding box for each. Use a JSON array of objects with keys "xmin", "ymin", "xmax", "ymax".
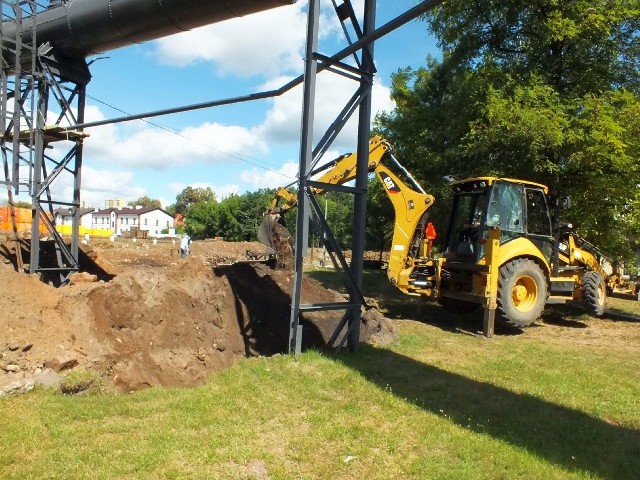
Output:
[{"xmin": 0, "ymin": 238, "xmax": 397, "ymax": 393}]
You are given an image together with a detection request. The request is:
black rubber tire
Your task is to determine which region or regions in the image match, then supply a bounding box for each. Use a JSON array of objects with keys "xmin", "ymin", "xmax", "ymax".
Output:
[
  {"xmin": 439, "ymin": 296, "xmax": 480, "ymax": 315},
  {"xmin": 582, "ymin": 271, "xmax": 606, "ymax": 316},
  {"xmin": 497, "ymin": 258, "xmax": 547, "ymax": 327}
]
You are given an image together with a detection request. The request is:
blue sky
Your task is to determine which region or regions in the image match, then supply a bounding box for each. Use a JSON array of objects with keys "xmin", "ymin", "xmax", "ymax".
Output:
[{"xmin": 49, "ymin": 0, "xmax": 441, "ymax": 209}]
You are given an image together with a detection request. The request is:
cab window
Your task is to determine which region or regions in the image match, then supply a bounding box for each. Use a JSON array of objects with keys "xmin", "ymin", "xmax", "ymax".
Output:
[
  {"xmin": 486, "ymin": 181, "xmax": 525, "ymax": 242},
  {"xmin": 526, "ymin": 188, "xmax": 552, "ymax": 237},
  {"xmin": 446, "ymin": 192, "xmax": 487, "ymax": 260}
]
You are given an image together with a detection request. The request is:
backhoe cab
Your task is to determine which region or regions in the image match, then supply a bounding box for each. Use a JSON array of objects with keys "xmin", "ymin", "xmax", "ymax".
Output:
[{"xmin": 439, "ymin": 177, "xmax": 614, "ymax": 327}]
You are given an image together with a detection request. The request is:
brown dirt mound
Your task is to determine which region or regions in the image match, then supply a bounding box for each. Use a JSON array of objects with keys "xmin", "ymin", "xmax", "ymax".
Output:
[{"xmin": 0, "ymin": 237, "xmax": 397, "ymax": 393}]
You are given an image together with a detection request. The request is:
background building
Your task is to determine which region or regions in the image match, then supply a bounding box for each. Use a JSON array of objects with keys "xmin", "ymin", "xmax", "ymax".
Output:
[{"xmin": 92, "ymin": 206, "xmax": 174, "ymax": 237}]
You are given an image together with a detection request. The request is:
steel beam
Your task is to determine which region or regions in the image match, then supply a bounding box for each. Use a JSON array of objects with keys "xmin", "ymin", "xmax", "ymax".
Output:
[
  {"xmin": 286, "ymin": 1, "xmax": 444, "ymax": 355},
  {"xmin": 2, "ymin": 0, "xmax": 298, "ymax": 66},
  {"xmin": 349, "ymin": 0, "xmax": 377, "ymax": 351}
]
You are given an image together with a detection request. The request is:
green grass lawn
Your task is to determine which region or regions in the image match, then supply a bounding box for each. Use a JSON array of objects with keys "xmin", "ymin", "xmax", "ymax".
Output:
[{"xmin": 1, "ymin": 269, "xmax": 639, "ymax": 479}]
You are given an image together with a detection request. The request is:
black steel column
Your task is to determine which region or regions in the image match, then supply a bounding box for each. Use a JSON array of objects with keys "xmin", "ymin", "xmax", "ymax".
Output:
[
  {"xmin": 348, "ymin": 0, "xmax": 376, "ymax": 351},
  {"xmin": 70, "ymin": 84, "xmax": 86, "ymax": 261},
  {"xmin": 29, "ymin": 76, "xmax": 47, "ymax": 273},
  {"xmin": 289, "ymin": 0, "xmax": 320, "ymax": 355}
]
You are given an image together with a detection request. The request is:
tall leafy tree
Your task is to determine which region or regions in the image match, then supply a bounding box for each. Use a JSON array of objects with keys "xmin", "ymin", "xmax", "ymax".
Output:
[
  {"xmin": 183, "ymin": 189, "xmax": 279, "ymax": 241},
  {"xmin": 237, "ymin": 189, "xmax": 278, "ymax": 241},
  {"xmin": 131, "ymin": 196, "xmax": 162, "ymax": 209},
  {"xmin": 173, "ymin": 186, "xmax": 216, "ymax": 215},
  {"xmin": 184, "ymin": 200, "xmax": 218, "ymax": 239},
  {"xmin": 215, "ymin": 195, "xmax": 243, "ymax": 240},
  {"xmin": 2, "ymin": 200, "xmax": 32, "ymax": 209},
  {"xmin": 376, "ymin": 0, "xmax": 639, "ymax": 258},
  {"xmin": 365, "ymin": 176, "xmax": 395, "ymax": 255}
]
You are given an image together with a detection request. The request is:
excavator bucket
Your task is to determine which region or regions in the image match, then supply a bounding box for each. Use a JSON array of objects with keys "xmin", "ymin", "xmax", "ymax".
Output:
[
  {"xmin": 257, "ymin": 213, "xmax": 294, "ymax": 269},
  {"xmin": 257, "ymin": 214, "xmax": 279, "ymax": 253}
]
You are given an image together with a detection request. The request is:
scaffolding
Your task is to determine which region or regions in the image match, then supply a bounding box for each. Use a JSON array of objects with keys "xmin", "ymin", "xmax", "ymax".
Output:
[
  {"xmin": 1, "ymin": 0, "xmax": 37, "ymax": 271},
  {"xmin": 288, "ymin": 0, "xmax": 443, "ymax": 354},
  {"xmin": 1, "ymin": 0, "xmax": 90, "ymax": 284}
]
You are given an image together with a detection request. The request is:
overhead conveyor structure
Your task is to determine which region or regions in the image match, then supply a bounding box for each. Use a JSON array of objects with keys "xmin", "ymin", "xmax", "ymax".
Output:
[
  {"xmin": 1, "ymin": 0, "xmax": 297, "ymax": 63},
  {"xmin": 0, "ymin": 0, "xmax": 444, "ymax": 354}
]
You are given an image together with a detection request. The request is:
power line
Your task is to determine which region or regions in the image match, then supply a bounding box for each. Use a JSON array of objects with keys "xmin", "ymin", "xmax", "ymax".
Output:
[{"xmin": 84, "ymin": 93, "xmax": 297, "ymax": 181}]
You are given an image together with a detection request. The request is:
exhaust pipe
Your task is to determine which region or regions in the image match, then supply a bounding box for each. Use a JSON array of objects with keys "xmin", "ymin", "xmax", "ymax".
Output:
[{"xmin": 2, "ymin": 0, "xmax": 297, "ymax": 62}]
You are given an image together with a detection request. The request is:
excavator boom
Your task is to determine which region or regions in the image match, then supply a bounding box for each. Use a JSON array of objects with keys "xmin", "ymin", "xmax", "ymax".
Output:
[
  {"xmin": 258, "ymin": 136, "xmax": 438, "ymax": 297},
  {"xmin": 257, "ymin": 136, "xmax": 392, "ymax": 258}
]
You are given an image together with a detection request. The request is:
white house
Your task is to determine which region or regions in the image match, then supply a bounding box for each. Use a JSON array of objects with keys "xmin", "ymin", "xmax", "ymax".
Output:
[
  {"xmin": 92, "ymin": 206, "xmax": 174, "ymax": 237},
  {"xmin": 54, "ymin": 207, "xmax": 95, "ymax": 229}
]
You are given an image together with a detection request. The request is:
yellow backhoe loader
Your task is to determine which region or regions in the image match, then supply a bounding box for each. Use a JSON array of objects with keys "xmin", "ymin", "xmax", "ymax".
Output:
[
  {"xmin": 438, "ymin": 177, "xmax": 616, "ymax": 327},
  {"xmin": 259, "ymin": 139, "xmax": 620, "ymax": 328}
]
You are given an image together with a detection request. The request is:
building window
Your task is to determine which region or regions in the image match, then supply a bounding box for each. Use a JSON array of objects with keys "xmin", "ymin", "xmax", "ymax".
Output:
[
  {"xmin": 156, "ymin": 219, "xmax": 159, "ymax": 226},
  {"xmin": 144, "ymin": 218, "xmax": 148, "ymax": 226}
]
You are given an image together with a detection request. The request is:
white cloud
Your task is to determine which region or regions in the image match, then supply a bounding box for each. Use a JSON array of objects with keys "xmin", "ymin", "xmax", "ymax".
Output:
[
  {"xmin": 81, "ymin": 65, "xmax": 394, "ymax": 175},
  {"xmin": 168, "ymin": 182, "xmax": 187, "ymax": 196},
  {"xmin": 152, "ymin": 0, "xmax": 364, "ymax": 79},
  {"xmin": 215, "ymin": 184, "xmax": 241, "ymax": 199},
  {"xmin": 49, "ymin": 165, "xmax": 147, "ymax": 209},
  {"xmin": 256, "ymin": 74, "xmax": 395, "ymax": 150},
  {"xmin": 83, "ymin": 117, "xmax": 268, "ymax": 169},
  {"xmin": 239, "ymin": 160, "xmax": 299, "ymax": 189},
  {"xmin": 154, "ymin": 3, "xmax": 308, "ymax": 78},
  {"xmin": 59, "ymin": 1, "xmax": 396, "ymax": 201}
]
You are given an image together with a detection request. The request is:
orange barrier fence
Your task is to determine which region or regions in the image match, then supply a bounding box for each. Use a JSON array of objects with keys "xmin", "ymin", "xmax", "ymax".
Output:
[{"xmin": 0, "ymin": 206, "xmax": 50, "ymax": 235}]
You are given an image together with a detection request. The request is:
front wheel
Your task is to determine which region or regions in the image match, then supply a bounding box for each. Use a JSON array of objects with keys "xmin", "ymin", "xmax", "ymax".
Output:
[
  {"xmin": 582, "ymin": 271, "xmax": 606, "ymax": 316},
  {"xmin": 497, "ymin": 259, "xmax": 547, "ymax": 327}
]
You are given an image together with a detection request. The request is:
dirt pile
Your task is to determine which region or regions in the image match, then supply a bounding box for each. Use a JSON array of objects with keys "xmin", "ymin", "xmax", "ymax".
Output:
[{"xmin": 0, "ymin": 237, "xmax": 397, "ymax": 393}]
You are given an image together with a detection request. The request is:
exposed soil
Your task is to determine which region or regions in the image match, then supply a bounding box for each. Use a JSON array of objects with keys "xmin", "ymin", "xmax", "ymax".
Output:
[{"xmin": 0, "ymin": 236, "xmax": 396, "ymax": 393}]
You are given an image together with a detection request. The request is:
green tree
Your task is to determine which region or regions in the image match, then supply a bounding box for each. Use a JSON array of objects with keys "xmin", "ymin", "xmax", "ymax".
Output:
[
  {"xmin": 325, "ymin": 192, "xmax": 354, "ymax": 249},
  {"xmin": 365, "ymin": 176, "xmax": 395, "ymax": 254},
  {"xmin": 131, "ymin": 196, "xmax": 162, "ymax": 209},
  {"xmin": 184, "ymin": 200, "xmax": 218, "ymax": 239},
  {"xmin": 377, "ymin": 0, "xmax": 639, "ymax": 258},
  {"xmin": 237, "ymin": 189, "xmax": 278, "ymax": 241},
  {"xmin": 4, "ymin": 200, "xmax": 32, "ymax": 209},
  {"xmin": 183, "ymin": 189, "xmax": 278, "ymax": 241},
  {"xmin": 173, "ymin": 186, "xmax": 216, "ymax": 215},
  {"xmin": 215, "ymin": 195, "xmax": 243, "ymax": 241}
]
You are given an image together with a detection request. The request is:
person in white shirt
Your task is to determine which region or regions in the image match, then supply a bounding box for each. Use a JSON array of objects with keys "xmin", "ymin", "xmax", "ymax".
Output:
[{"xmin": 180, "ymin": 235, "xmax": 190, "ymax": 258}]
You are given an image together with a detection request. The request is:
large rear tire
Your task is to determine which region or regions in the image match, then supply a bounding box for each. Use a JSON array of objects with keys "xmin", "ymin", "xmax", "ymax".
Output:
[
  {"xmin": 582, "ymin": 271, "xmax": 606, "ymax": 316},
  {"xmin": 497, "ymin": 259, "xmax": 547, "ymax": 327}
]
